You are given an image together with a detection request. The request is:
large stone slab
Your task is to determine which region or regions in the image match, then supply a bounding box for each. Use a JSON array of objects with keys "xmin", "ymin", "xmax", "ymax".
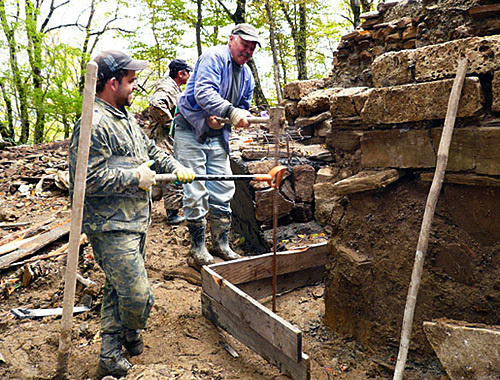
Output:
[
  {"xmin": 372, "ymin": 34, "xmax": 500, "ymax": 87},
  {"xmin": 329, "ymin": 87, "xmax": 371, "ymax": 118},
  {"xmin": 297, "ymin": 88, "xmax": 342, "ymax": 117},
  {"xmin": 361, "ymin": 129, "xmax": 435, "ymax": 168},
  {"xmin": 362, "ymin": 127, "xmax": 500, "ymax": 175},
  {"xmin": 283, "ymin": 79, "xmax": 324, "ymax": 100},
  {"xmin": 424, "ymin": 319, "xmax": 500, "ymax": 380},
  {"xmin": 359, "ymin": 77, "xmax": 483, "ymax": 125}
]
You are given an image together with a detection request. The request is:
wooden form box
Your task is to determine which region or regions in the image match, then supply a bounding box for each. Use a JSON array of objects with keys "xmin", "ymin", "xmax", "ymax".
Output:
[{"xmin": 201, "ymin": 242, "xmax": 327, "ymax": 380}]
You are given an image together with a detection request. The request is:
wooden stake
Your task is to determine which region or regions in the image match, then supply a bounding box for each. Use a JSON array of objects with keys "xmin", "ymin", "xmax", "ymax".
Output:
[
  {"xmin": 392, "ymin": 58, "xmax": 468, "ymax": 380},
  {"xmin": 55, "ymin": 61, "xmax": 97, "ymax": 379}
]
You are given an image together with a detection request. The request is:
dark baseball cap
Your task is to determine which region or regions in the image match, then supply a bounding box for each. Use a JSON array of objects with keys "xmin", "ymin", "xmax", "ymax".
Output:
[
  {"xmin": 94, "ymin": 50, "xmax": 148, "ymax": 80},
  {"xmin": 168, "ymin": 59, "xmax": 193, "ymax": 73},
  {"xmin": 231, "ymin": 23, "xmax": 261, "ymax": 47}
]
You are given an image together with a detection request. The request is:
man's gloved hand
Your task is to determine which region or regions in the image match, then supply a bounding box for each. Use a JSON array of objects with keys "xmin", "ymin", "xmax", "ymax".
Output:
[
  {"xmin": 136, "ymin": 160, "xmax": 156, "ymax": 191},
  {"xmin": 229, "ymin": 107, "xmax": 251, "ymax": 128},
  {"xmin": 173, "ymin": 167, "xmax": 195, "ymax": 185}
]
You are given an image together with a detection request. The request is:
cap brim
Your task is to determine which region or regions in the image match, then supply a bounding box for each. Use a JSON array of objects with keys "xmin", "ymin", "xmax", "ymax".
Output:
[
  {"xmin": 238, "ymin": 33, "xmax": 261, "ymax": 47},
  {"xmin": 186, "ymin": 66, "xmax": 193, "ymax": 72},
  {"xmin": 122, "ymin": 59, "xmax": 148, "ymax": 71}
]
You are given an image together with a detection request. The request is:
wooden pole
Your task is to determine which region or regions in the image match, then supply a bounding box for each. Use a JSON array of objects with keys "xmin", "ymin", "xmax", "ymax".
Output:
[
  {"xmin": 55, "ymin": 61, "xmax": 97, "ymax": 379},
  {"xmin": 269, "ymin": 107, "xmax": 285, "ymax": 313},
  {"xmin": 392, "ymin": 57, "xmax": 468, "ymax": 380}
]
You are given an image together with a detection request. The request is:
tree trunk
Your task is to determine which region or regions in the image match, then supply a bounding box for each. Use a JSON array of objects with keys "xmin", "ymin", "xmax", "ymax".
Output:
[
  {"xmin": 265, "ymin": 0, "xmax": 283, "ymax": 103},
  {"xmin": 196, "ymin": 0, "xmax": 203, "ymax": 56},
  {"xmin": 297, "ymin": 2, "xmax": 307, "ymax": 80},
  {"xmin": 0, "ymin": 1, "xmax": 30, "ymax": 143},
  {"xmin": 0, "ymin": 79, "xmax": 15, "ymax": 141}
]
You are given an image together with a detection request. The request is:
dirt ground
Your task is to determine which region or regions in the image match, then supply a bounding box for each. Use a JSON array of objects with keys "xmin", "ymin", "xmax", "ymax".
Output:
[{"xmin": 0, "ymin": 174, "xmax": 447, "ymax": 380}]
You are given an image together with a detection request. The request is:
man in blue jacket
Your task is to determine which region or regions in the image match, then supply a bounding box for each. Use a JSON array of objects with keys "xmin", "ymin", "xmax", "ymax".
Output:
[{"xmin": 174, "ymin": 23, "xmax": 260, "ymax": 269}]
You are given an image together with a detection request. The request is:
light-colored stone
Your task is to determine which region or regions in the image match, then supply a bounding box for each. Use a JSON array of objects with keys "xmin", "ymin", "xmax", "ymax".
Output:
[
  {"xmin": 313, "ymin": 182, "xmax": 343, "ymax": 226},
  {"xmin": 314, "ymin": 120, "xmax": 331, "ymax": 137},
  {"xmin": 372, "ymin": 34, "xmax": 500, "ymax": 87},
  {"xmin": 293, "ymin": 165, "xmax": 315, "ymax": 202},
  {"xmin": 331, "ymin": 169, "xmax": 402, "ymax": 196},
  {"xmin": 362, "ymin": 127, "xmax": 500, "ymax": 175},
  {"xmin": 316, "ymin": 167, "xmax": 339, "ymax": 183},
  {"xmin": 298, "ymin": 88, "xmax": 343, "ymax": 116},
  {"xmin": 360, "ymin": 77, "xmax": 484, "ymax": 125},
  {"xmin": 424, "ymin": 319, "xmax": 500, "ymax": 380},
  {"xmin": 371, "ymin": 50, "xmax": 416, "ymax": 88},
  {"xmin": 283, "ymin": 79, "xmax": 324, "ymax": 100},
  {"xmin": 493, "ymin": 70, "xmax": 500, "ymax": 113},
  {"xmin": 329, "ymin": 87, "xmax": 371, "ymax": 118}
]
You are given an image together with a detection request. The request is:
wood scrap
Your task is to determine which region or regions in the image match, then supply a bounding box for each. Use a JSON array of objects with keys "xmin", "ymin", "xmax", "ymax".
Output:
[
  {"xmin": 11, "ymin": 233, "xmax": 87, "ymax": 267},
  {"xmin": 0, "ymin": 236, "xmax": 38, "ymax": 256},
  {"xmin": 0, "ymin": 222, "xmax": 30, "ymax": 229},
  {"xmin": 0, "ymin": 220, "xmax": 71, "ymax": 269},
  {"xmin": 0, "ymin": 216, "xmax": 56, "ymax": 246},
  {"xmin": 163, "ymin": 267, "xmax": 201, "ymax": 286}
]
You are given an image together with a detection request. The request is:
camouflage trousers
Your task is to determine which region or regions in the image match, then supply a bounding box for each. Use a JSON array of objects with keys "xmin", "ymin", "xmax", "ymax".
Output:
[{"xmin": 88, "ymin": 231, "xmax": 154, "ymax": 334}]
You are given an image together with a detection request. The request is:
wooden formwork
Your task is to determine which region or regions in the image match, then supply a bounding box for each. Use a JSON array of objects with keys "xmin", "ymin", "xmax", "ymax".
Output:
[{"xmin": 201, "ymin": 242, "xmax": 327, "ymax": 380}]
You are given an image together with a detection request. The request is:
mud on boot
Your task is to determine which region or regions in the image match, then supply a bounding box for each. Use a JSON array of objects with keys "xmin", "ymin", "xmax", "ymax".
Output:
[
  {"xmin": 123, "ymin": 328, "xmax": 143, "ymax": 357},
  {"xmin": 209, "ymin": 214, "xmax": 241, "ymax": 261},
  {"xmin": 96, "ymin": 333, "xmax": 132, "ymax": 379},
  {"xmin": 187, "ymin": 219, "xmax": 214, "ymax": 269},
  {"xmin": 165, "ymin": 209, "xmax": 185, "ymax": 225}
]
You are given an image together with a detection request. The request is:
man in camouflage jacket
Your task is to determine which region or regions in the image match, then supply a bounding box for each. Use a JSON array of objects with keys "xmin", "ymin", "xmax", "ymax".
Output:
[
  {"xmin": 141, "ymin": 59, "xmax": 192, "ymax": 224},
  {"xmin": 68, "ymin": 50, "xmax": 194, "ymax": 379}
]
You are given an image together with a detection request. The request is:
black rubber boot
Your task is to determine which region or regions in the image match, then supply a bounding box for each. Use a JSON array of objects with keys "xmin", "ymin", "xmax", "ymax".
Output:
[
  {"xmin": 123, "ymin": 328, "xmax": 143, "ymax": 357},
  {"xmin": 209, "ymin": 214, "xmax": 241, "ymax": 261},
  {"xmin": 187, "ymin": 220, "xmax": 214, "ymax": 269},
  {"xmin": 165, "ymin": 209, "xmax": 185, "ymax": 225},
  {"xmin": 96, "ymin": 333, "xmax": 132, "ymax": 379}
]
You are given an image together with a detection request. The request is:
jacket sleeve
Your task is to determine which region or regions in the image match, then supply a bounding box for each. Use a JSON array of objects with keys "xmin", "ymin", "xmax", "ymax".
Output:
[
  {"xmin": 83, "ymin": 123, "xmax": 140, "ymax": 195},
  {"xmin": 193, "ymin": 50, "xmax": 233, "ymax": 117}
]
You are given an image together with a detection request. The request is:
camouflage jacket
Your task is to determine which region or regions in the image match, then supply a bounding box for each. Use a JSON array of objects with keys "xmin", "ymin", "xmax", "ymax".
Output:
[
  {"xmin": 69, "ymin": 97, "xmax": 182, "ymax": 234},
  {"xmin": 142, "ymin": 77, "xmax": 180, "ymax": 144}
]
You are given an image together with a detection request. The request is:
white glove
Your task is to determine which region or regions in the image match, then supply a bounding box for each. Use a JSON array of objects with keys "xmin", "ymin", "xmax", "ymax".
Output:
[
  {"xmin": 229, "ymin": 107, "xmax": 251, "ymax": 127},
  {"xmin": 136, "ymin": 161, "xmax": 156, "ymax": 191}
]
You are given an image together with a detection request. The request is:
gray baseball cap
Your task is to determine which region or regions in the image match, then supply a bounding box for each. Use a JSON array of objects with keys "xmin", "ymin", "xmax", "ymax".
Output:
[
  {"xmin": 231, "ymin": 23, "xmax": 262, "ymax": 47},
  {"xmin": 94, "ymin": 50, "xmax": 148, "ymax": 80}
]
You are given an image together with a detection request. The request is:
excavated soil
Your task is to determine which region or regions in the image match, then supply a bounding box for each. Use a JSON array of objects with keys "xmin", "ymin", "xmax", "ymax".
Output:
[{"xmin": 0, "ymin": 149, "xmax": 448, "ymax": 380}]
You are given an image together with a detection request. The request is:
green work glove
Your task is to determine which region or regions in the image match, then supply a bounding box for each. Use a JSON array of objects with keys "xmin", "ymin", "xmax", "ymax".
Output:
[
  {"xmin": 173, "ymin": 167, "xmax": 195, "ymax": 185},
  {"xmin": 136, "ymin": 160, "xmax": 156, "ymax": 191}
]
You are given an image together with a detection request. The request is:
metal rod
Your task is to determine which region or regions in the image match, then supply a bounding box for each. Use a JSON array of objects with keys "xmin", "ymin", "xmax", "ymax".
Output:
[
  {"xmin": 155, "ymin": 173, "xmax": 272, "ymax": 182},
  {"xmin": 216, "ymin": 116, "xmax": 269, "ymax": 125}
]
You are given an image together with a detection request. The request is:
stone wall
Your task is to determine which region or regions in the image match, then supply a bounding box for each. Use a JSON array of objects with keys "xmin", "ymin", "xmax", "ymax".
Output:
[{"xmin": 280, "ymin": 0, "xmax": 500, "ymax": 356}]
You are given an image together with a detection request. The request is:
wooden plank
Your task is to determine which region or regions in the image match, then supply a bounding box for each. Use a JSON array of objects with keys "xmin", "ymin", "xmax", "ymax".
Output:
[
  {"xmin": 238, "ymin": 265, "xmax": 324, "ymax": 301},
  {"xmin": 208, "ymin": 243, "xmax": 327, "ymax": 285},
  {"xmin": 202, "ymin": 266, "xmax": 303, "ymax": 363},
  {"xmin": 202, "ymin": 292, "xmax": 310, "ymax": 380},
  {"xmin": 0, "ymin": 221, "xmax": 71, "ymax": 269}
]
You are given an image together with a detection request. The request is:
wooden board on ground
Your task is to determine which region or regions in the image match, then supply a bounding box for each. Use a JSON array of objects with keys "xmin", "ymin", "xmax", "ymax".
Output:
[
  {"xmin": 0, "ymin": 221, "xmax": 71, "ymax": 269},
  {"xmin": 201, "ymin": 242, "xmax": 327, "ymax": 380}
]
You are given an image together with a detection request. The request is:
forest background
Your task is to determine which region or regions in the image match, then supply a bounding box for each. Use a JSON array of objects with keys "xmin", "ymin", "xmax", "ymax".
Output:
[{"xmin": 0, "ymin": 0, "xmax": 380, "ymax": 146}]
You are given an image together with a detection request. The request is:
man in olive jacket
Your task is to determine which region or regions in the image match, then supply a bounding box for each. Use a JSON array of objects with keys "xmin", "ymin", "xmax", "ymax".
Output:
[{"xmin": 69, "ymin": 50, "xmax": 194, "ymax": 379}]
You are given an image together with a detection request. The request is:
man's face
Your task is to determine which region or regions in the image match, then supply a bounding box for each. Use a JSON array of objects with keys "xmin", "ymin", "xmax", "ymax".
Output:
[
  {"xmin": 229, "ymin": 35, "xmax": 257, "ymax": 65},
  {"xmin": 178, "ymin": 70, "xmax": 190, "ymax": 86},
  {"xmin": 115, "ymin": 70, "xmax": 138, "ymax": 107}
]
